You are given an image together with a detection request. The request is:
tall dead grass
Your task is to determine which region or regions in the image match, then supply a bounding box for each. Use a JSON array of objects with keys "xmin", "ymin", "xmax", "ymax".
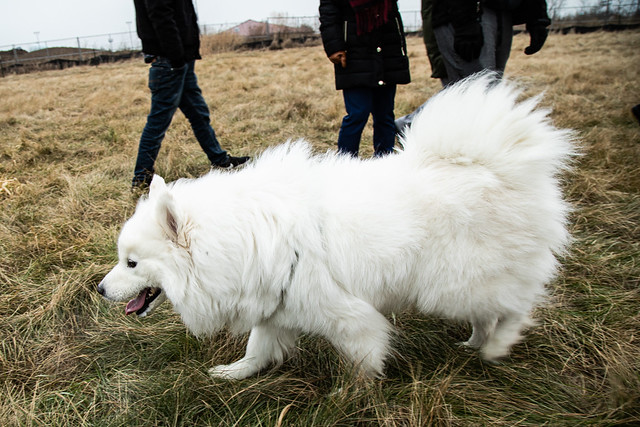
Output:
[
  {"xmin": 201, "ymin": 32, "xmax": 246, "ymax": 54},
  {"xmin": 0, "ymin": 30, "xmax": 639, "ymax": 425}
]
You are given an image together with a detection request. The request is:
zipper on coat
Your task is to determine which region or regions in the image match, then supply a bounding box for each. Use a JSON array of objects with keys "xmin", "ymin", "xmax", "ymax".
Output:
[
  {"xmin": 344, "ymin": 21, "xmax": 348, "ymax": 44},
  {"xmin": 395, "ymin": 17, "xmax": 406, "ymax": 56}
]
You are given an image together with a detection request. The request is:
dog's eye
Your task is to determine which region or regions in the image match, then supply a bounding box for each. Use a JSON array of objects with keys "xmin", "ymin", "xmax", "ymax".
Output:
[{"xmin": 127, "ymin": 259, "xmax": 137, "ymax": 268}]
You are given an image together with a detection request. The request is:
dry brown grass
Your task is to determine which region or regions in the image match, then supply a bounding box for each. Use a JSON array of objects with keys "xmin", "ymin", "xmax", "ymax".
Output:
[
  {"xmin": 200, "ymin": 32, "xmax": 246, "ymax": 54},
  {"xmin": 0, "ymin": 30, "xmax": 639, "ymax": 425}
]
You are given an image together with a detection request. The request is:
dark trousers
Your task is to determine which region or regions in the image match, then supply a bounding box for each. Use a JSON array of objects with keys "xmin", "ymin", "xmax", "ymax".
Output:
[
  {"xmin": 338, "ymin": 85, "xmax": 397, "ymax": 157},
  {"xmin": 133, "ymin": 59, "xmax": 227, "ymax": 185},
  {"xmin": 433, "ymin": 8, "xmax": 512, "ymax": 84}
]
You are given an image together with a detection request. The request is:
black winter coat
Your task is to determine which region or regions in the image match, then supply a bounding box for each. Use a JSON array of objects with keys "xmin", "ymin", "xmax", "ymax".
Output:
[
  {"xmin": 319, "ymin": 0, "xmax": 411, "ymax": 90},
  {"xmin": 133, "ymin": 0, "xmax": 201, "ymax": 66}
]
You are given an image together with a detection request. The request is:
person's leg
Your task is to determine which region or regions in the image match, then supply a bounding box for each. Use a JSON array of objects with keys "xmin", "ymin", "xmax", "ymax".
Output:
[
  {"xmin": 433, "ymin": 23, "xmax": 484, "ymax": 84},
  {"xmin": 476, "ymin": 8, "xmax": 512, "ymax": 77},
  {"xmin": 494, "ymin": 10, "xmax": 513, "ymax": 74},
  {"xmin": 476, "ymin": 8, "xmax": 499, "ymax": 73},
  {"xmin": 178, "ymin": 61, "xmax": 229, "ymax": 165},
  {"xmin": 133, "ymin": 60, "xmax": 187, "ymax": 187},
  {"xmin": 395, "ymin": 98, "xmax": 428, "ymax": 135},
  {"xmin": 371, "ymin": 84, "xmax": 396, "ymax": 157},
  {"xmin": 338, "ymin": 88, "xmax": 373, "ymax": 157}
]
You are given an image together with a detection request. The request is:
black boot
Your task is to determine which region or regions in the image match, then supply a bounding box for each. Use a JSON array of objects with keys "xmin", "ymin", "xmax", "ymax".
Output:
[
  {"xmin": 632, "ymin": 104, "xmax": 640, "ymax": 125},
  {"xmin": 213, "ymin": 155, "xmax": 250, "ymax": 169}
]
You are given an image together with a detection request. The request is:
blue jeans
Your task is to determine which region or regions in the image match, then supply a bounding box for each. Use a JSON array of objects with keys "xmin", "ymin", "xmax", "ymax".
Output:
[
  {"xmin": 133, "ymin": 59, "xmax": 228, "ymax": 185},
  {"xmin": 338, "ymin": 85, "xmax": 397, "ymax": 157}
]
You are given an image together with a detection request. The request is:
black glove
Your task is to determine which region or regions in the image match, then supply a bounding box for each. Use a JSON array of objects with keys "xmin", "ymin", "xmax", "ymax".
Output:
[
  {"xmin": 524, "ymin": 20, "xmax": 550, "ymax": 55},
  {"xmin": 453, "ymin": 21, "xmax": 484, "ymax": 62}
]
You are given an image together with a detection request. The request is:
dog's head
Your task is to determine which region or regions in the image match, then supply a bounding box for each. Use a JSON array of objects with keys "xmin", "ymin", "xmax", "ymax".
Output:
[{"xmin": 98, "ymin": 175, "xmax": 188, "ymax": 317}]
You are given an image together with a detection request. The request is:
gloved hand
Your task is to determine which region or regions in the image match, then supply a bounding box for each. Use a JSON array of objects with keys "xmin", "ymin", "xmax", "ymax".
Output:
[
  {"xmin": 329, "ymin": 51, "xmax": 347, "ymax": 68},
  {"xmin": 524, "ymin": 20, "xmax": 550, "ymax": 55},
  {"xmin": 453, "ymin": 21, "xmax": 484, "ymax": 62}
]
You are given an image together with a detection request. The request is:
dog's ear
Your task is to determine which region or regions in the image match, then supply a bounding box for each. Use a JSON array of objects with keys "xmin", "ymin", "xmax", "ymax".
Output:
[
  {"xmin": 149, "ymin": 175, "xmax": 189, "ymax": 247},
  {"xmin": 155, "ymin": 191, "xmax": 180, "ymax": 244},
  {"xmin": 149, "ymin": 175, "xmax": 166, "ymax": 197},
  {"xmin": 150, "ymin": 176, "xmax": 179, "ymax": 244}
]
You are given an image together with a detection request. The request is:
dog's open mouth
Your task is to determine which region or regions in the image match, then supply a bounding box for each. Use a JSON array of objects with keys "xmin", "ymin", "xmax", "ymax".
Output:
[{"xmin": 125, "ymin": 287, "xmax": 162, "ymax": 316}]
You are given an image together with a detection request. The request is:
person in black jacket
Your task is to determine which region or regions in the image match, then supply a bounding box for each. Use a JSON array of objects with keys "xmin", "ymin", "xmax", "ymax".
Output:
[
  {"xmin": 396, "ymin": 0, "xmax": 550, "ymax": 134},
  {"xmin": 319, "ymin": 0, "xmax": 410, "ymax": 157},
  {"xmin": 131, "ymin": 0, "xmax": 248, "ymax": 189},
  {"xmin": 432, "ymin": 0, "xmax": 550, "ymax": 82}
]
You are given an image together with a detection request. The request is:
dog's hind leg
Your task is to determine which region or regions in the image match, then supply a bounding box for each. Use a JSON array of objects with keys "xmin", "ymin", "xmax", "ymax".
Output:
[
  {"xmin": 460, "ymin": 316, "xmax": 498, "ymax": 349},
  {"xmin": 459, "ymin": 317, "xmax": 498, "ymax": 349},
  {"xmin": 480, "ymin": 312, "xmax": 533, "ymax": 361},
  {"xmin": 209, "ymin": 324, "xmax": 298, "ymax": 380}
]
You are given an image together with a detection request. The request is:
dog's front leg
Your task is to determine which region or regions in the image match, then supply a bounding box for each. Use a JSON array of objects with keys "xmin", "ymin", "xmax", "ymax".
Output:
[
  {"xmin": 320, "ymin": 297, "xmax": 393, "ymax": 378},
  {"xmin": 209, "ymin": 324, "xmax": 298, "ymax": 380}
]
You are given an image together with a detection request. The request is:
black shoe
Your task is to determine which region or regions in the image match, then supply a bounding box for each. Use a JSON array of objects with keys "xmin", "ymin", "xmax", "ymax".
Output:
[
  {"xmin": 131, "ymin": 173, "xmax": 153, "ymax": 195},
  {"xmin": 632, "ymin": 104, "xmax": 640, "ymax": 125},
  {"xmin": 214, "ymin": 155, "xmax": 250, "ymax": 169},
  {"xmin": 395, "ymin": 115, "xmax": 411, "ymax": 135}
]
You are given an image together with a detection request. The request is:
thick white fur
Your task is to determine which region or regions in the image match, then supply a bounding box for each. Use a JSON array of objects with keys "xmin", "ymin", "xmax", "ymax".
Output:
[{"xmin": 99, "ymin": 75, "xmax": 575, "ymax": 379}]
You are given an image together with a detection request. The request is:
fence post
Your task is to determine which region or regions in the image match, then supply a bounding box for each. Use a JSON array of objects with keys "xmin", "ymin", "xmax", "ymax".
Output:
[
  {"xmin": 77, "ymin": 37, "xmax": 83, "ymax": 61},
  {"xmin": 13, "ymin": 45, "xmax": 19, "ymax": 66}
]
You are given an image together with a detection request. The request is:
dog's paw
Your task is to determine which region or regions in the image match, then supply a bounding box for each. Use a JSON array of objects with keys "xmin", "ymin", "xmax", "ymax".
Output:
[
  {"xmin": 456, "ymin": 341, "xmax": 477, "ymax": 352},
  {"xmin": 208, "ymin": 359, "xmax": 258, "ymax": 380},
  {"xmin": 208, "ymin": 366, "xmax": 238, "ymax": 380},
  {"xmin": 480, "ymin": 351, "xmax": 508, "ymax": 366}
]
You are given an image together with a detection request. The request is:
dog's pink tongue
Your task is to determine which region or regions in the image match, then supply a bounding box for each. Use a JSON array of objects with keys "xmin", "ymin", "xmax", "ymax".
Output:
[{"xmin": 125, "ymin": 289, "xmax": 147, "ymax": 315}]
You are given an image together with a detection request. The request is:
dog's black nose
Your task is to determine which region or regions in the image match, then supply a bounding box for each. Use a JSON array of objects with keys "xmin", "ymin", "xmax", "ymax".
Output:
[{"xmin": 97, "ymin": 283, "xmax": 105, "ymax": 295}]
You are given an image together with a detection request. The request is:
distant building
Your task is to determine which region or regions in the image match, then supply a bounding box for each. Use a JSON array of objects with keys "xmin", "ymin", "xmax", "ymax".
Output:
[{"xmin": 225, "ymin": 19, "xmax": 307, "ymax": 37}]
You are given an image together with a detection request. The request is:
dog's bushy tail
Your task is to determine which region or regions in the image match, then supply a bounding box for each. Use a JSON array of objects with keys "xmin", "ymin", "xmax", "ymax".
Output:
[{"xmin": 398, "ymin": 73, "xmax": 577, "ymax": 191}]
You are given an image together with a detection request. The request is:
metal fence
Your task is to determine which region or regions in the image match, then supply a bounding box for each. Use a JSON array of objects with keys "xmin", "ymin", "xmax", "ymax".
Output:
[
  {"xmin": 1, "ymin": 31, "xmax": 139, "ymax": 58},
  {"xmin": 0, "ymin": 30, "xmax": 141, "ymax": 75}
]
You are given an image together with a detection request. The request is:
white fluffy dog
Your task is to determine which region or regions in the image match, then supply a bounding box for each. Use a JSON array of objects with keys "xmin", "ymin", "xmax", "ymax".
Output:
[{"xmin": 98, "ymin": 75, "xmax": 575, "ymax": 380}]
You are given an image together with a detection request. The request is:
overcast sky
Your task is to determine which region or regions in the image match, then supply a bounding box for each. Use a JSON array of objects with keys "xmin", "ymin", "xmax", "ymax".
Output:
[{"xmin": 1, "ymin": 0, "xmax": 590, "ymax": 49}]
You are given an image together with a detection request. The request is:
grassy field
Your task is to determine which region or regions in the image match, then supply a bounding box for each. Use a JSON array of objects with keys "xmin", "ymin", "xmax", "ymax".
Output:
[{"xmin": 1, "ymin": 30, "xmax": 639, "ymax": 426}]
